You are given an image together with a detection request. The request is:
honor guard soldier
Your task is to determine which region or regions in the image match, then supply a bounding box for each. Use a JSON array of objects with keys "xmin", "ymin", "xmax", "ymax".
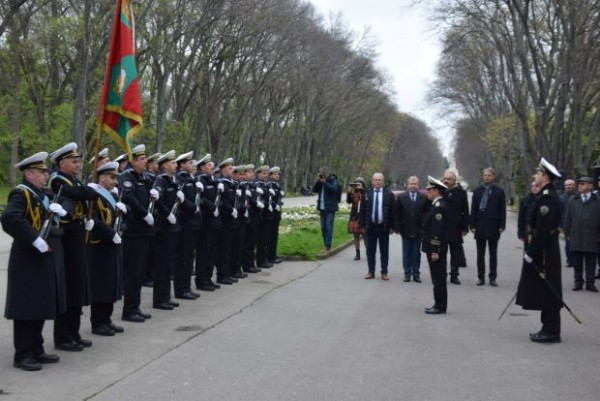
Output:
[
  {"xmin": 230, "ymin": 165, "xmax": 250, "ymax": 278},
  {"xmin": 242, "ymin": 164, "xmax": 264, "ymax": 273},
  {"xmin": 119, "ymin": 144, "xmax": 155, "ymax": 323},
  {"xmin": 143, "ymin": 152, "xmax": 161, "ymax": 287},
  {"xmin": 195, "ymin": 154, "xmax": 222, "ymax": 291},
  {"xmin": 517, "ymin": 158, "xmax": 563, "ymax": 343},
  {"xmin": 2, "ymin": 152, "xmax": 66, "ymax": 371},
  {"xmin": 114, "ymin": 153, "xmax": 129, "ymax": 173},
  {"xmin": 152, "ymin": 150, "xmax": 183, "ymax": 310},
  {"xmin": 267, "ymin": 166, "xmax": 284, "ymax": 264},
  {"xmin": 174, "ymin": 151, "xmax": 201, "ymax": 300},
  {"xmin": 87, "ymin": 162, "xmax": 126, "ymax": 336},
  {"xmin": 215, "ymin": 158, "xmax": 240, "ymax": 285},
  {"xmin": 422, "ymin": 176, "xmax": 449, "ymax": 315},
  {"xmin": 255, "ymin": 165, "xmax": 272, "ymax": 268},
  {"xmin": 87, "ymin": 148, "xmax": 111, "ymax": 183}
]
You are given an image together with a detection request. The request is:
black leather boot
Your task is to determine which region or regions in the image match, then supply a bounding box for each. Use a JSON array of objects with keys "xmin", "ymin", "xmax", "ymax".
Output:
[{"xmin": 354, "ymin": 249, "xmax": 360, "ymax": 261}]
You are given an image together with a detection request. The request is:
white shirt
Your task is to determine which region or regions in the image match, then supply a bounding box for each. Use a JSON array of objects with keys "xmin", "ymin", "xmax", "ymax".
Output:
[{"xmin": 372, "ymin": 188, "xmax": 383, "ymax": 224}]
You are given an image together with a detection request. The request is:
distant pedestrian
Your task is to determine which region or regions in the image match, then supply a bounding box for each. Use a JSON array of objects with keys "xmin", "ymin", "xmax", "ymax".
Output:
[
  {"xmin": 313, "ymin": 167, "xmax": 339, "ymax": 252},
  {"xmin": 346, "ymin": 177, "xmax": 367, "ymax": 260},
  {"xmin": 559, "ymin": 179, "xmax": 576, "ymax": 267},
  {"xmin": 361, "ymin": 173, "xmax": 395, "ymax": 280},
  {"xmin": 565, "ymin": 177, "xmax": 600, "ymax": 292},
  {"xmin": 442, "ymin": 170, "xmax": 469, "ymax": 285},
  {"xmin": 470, "ymin": 167, "xmax": 506, "ymax": 286},
  {"xmin": 395, "ymin": 176, "xmax": 429, "ymax": 282}
]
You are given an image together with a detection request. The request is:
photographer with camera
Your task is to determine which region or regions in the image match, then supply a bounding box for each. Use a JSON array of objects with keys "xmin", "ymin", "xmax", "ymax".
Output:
[
  {"xmin": 313, "ymin": 167, "xmax": 339, "ymax": 252},
  {"xmin": 347, "ymin": 177, "xmax": 366, "ymax": 260}
]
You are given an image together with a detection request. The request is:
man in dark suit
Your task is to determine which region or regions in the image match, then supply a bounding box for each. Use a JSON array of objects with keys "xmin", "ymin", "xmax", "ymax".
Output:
[
  {"xmin": 313, "ymin": 167, "xmax": 339, "ymax": 252},
  {"xmin": 422, "ymin": 176, "xmax": 449, "ymax": 314},
  {"xmin": 361, "ymin": 172, "xmax": 395, "ymax": 280},
  {"xmin": 442, "ymin": 170, "xmax": 469, "ymax": 285},
  {"xmin": 470, "ymin": 167, "xmax": 506, "ymax": 286},
  {"xmin": 396, "ymin": 176, "xmax": 429, "ymax": 282}
]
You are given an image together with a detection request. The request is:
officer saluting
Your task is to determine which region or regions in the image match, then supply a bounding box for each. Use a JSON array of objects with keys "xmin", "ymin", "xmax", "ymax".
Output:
[
  {"xmin": 517, "ymin": 158, "xmax": 563, "ymax": 343},
  {"xmin": 49, "ymin": 142, "xmax": 98, "ymax": 352},
  {"xmin": 2, "ymin": 152, "xmax": 66, "ymax": 371},
  {"xmin": 422, "ymin": 176, "xmax": 449, "ymax": 315}
]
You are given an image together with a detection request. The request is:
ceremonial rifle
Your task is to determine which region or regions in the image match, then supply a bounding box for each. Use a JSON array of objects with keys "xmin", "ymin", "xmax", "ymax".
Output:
[{"xmin": 40, "ymin": 186, "xmax": 63, "ymax": 240}]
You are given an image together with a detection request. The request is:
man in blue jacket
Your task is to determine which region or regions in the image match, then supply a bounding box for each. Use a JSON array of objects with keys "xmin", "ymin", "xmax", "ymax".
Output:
[{"xmin": 313, "ymin": 167, "xmax": 339, "ymax": 251}]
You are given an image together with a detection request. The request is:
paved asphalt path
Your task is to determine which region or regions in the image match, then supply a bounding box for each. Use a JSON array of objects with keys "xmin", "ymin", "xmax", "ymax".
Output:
[{"xmin": 0, "ymin": 204, "xmax": 599, "ymax": 400}]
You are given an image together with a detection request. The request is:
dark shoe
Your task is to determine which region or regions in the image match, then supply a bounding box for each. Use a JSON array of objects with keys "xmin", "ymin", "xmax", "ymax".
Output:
[
  {"xmin": 216, "ymin": 277, "xmax": 234, "ymax": 285},
  {"xmin": 76, "ymin": 338, "xmax": 92, "ymax": 348},
  {"xmin": 354, "ymin": 250, "xmax": 360, "ymax": 261},
  {"xmin": 190, "ymin": 291, "xmax": 201, "ymax": 298},
  {"xmin": 572, "ymin": 283, "xmax": 583, "ymax": 291},
  {"xmin": 403, "ymin": 276, "xmax": 411, "ymax": 282},
  {"xmin": 92, "ymin": 325, "xmax": 115, "ymax": 337},
  {"xmin": 244, "ymin": 267, "xmax": 261, "ymax": 273},
  {"xmin": 54, "ymin": 341, "xmax": 84, "ymax": 352},
  {"xmin": 585, "ymin": 283, "xmax": 599, "ymax": 292},
  {"xmin": 175, "ymin": 292, "xmax": 198, "ymax": 300},
  {"xmin": 596, "ymin": 271, "xmax": 600, "ymax": 279},
  {"xmin": 450, "ymin": 277, "xmax": 461, "ymax": 285},
  {"xmin": 107, "ymin": 323, "xmax": 124, "ymax": 333},
  {"xmin": 233, "ymin": 272, "xmax": 247, "ymax": 279},
  {"xmin": 168, "ymin": 300, "xmax": 180, "ymax": 307},
  {"xmin": 196, "ymin": 281, "xmax": 215, "ymax": 291},
  {"xmin": 142, "ymin": 280, "xmax": 154, "ymax": 287},
  {"xmin": 209, "ymin": 280, "xmax": 221, "ymax": 289},
  {"xmin": 476, "ymin": 279, "xmax": 485, "ymax": 286},
  {"xmin": 413, "ymin": 276, "xmax": 422, "ymax": 283},
  {"xmin": 489, "ymin": 279, "xmax": 498, "ymax": 287},
  {"xmin": 136, "ymin": 310, "xmax": 152, "ymax": 319},
  {"xmin": 530, "ymin": 332, "xmax": 561, "ymax": 343},
  {"xmin": 272, "ymin": 258, "xmax": 282, "ymax": 264},
  {"xmin": 34, "ymin": 353, "xmax": 60, "ymax": 364},
  {"xmin": 228, "ymin": 276, "xmax": 239, "ymax": 283},
  {"xmin": 122, "ymin": 313, "xmax": 146, "ymax": 323},
  {"xmin": 14, "ymin": 357, "xmax": 42, "ymax": 371},
  {"xmin": 364, "ymin": 272, "xmax": 375, "ymax": 279},
  {"xmin": 153, "ymin": 302, "xmax": 174, "ymax": 310},
  {"xmin": 424, "ymin": 306, "xmax": 446, "ymax": 315},
  {"xmin": 257, "ymin": 263, "xmax": 272, "ymax": 269}
]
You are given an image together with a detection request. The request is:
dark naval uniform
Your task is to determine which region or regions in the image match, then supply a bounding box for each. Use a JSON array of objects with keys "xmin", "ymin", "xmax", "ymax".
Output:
[
  {"xmin": 267, "ymin": 179, "xmax": 283, "ymax": 264},
  {"xmin": 2, "ymin": 179, "xmax": 66, "ymax": 367},
  {"xmin": 231, "ymin": 178, "xmax": 251, "ymax": 277},
  {"xmin": 257, "ymin": 178, "xmax": 272, "ymax": 267},
  {"xmin": 243, "ymin": 180, "xmax": 264, "ymax": 271},
  {"xmin": 144, "ymin": 169, "xmax": 158, "ymax": 286},
  {"xmin": 196, "ymin": 173, "xmax": 222, "ymax": 290},
  {"xmin": 422, "ymin": 195, "xmax": 449, "ymax": 313},
  {"xmin": 49, "ymin": 170, "xmax": 98, "ymax": 348},
  {"xmin": 88, "ymin": 185, "xmax": 124, "ymax": 332},
  {"xmin": 516, "ymin": 183, "xmax": 562, "ymax": 338},
  {"xmin": 215, "ymin": 176, "xmax": 239, "ymax": 284}
]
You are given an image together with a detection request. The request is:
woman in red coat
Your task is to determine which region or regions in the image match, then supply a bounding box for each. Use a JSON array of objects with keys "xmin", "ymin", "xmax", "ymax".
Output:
[{"xmin": 347, "ymin": 177, "xmax": 366, "ymax": 260}]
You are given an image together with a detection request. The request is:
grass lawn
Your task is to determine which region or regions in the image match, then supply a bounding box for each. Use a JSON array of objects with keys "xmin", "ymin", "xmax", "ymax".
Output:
[{"xmin": 277, "ymin": 214, "xmax": 352, "ymax": 260}]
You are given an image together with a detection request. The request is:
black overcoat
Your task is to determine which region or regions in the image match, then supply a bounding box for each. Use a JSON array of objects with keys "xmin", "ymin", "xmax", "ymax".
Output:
[
  {"xmin": 516, "ymin": 183, "xmax": 562, "ymax": 311},
  {"xmin": 444, "ymin": 184, "xmax": 469, "ymax": 243},
  {"xmin": 470, "ymin": 183, "xmax": 506, "ymax": 240},
  {"xmin": 565, "ymin": 193, "xmax": 600, "ymax": 253}
]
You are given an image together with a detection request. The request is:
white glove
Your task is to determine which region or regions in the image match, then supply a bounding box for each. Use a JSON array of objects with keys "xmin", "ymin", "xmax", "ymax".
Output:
[
  {"xmin": 195, "ymin": 181, "xmax": 204, "ymax": 191},
  {"xmin": 143, "ymin": 213, "xmax": 154, "ymax": 226},
  {"xmin": 275, "ymin": 205, "xmax": 281, "ymax": 212},
  {"xmin": 281, "ymin": 190, "xmax": 285, "ymax": 197},
  {"xmin": 236, "ymin": 189, "xmax": 242, "ymax": 197},
  {"xmin": 32, "ymin": 237, "xmax": 49, "ymax": 253},
  {"xmin": 269, "ymin": 188, "xmax": 275, "ymax": 196},
  {"xmin": 111, "ymin": 187, "xmax": 119, "ymax": 195},
  {"xmin": 244, "ymin": 209, "xmax": 249, "ymax": 218},
  {"xmin": 49, "ymin": 203, "xmax": 67, "ymax": 217},
  {"xmin": 232, "ymin": 208, "xmax": 238, "ymax": 219},
  {"xmin": 268, "ymin": 204, "xmax": 273, "ymax": 212},
  {"xmin": 84, "ymin": 218, "xmax": 95, "ymax": 231},
  {"xmin": 167, "ymin": 213, "xmax": 177, "ymax": 224},
  {"xmin": 217, "ymin": 182, "xmax": 225, "ymax": 192},
  {"xmin": 112, "ymin": 233, "xmax": 122, "ymax": 244},
  {"xmin": 524, "ymin": 254, "xmax": 533, "ymax": 263},
  {"xmin": 87, "ymin": 182, "xmax": 99, "ymax": 190},
  {"xmin": 116, "ymin": 202, "xmax": 127, "ymax": 214},
  {"xmin": 256, "ymin": 187, "xmax": 264, "ymax": 195},
  {"xmin": 245, "ymin": 189, "xmax": 251, "ymax": 197},
  {"xmin": 257, "ymin": 201, "xmax": 265, "ymax": 209},
  {"xmin": 176, "ymin": 190, "xmax": 185, "ymax": 203},
  {"xmin": 213, "ymin": 208, "xmax": 220, "ymax": 217},
  {"xmin": 195, "ymin": 206, "xmax": 200, "ymax": 214},
  {"xmin": 150, "ymin": 188, "xmax": 160, "ymax": 200}
]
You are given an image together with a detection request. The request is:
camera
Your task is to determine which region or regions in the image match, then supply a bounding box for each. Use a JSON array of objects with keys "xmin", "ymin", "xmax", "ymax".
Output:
[
  {"xmin": 349, "ymin": 183, "xmax": 359, "ymax": 188},
  {"xmin": 318, "ymin": 174, "xmax": 325, "ymax": 179}
]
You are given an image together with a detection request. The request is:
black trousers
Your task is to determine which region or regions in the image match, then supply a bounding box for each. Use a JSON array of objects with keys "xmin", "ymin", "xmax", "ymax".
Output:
[
  {"xmin": 196, "ymin": 225, "xmax": 218, "ymax": 283},
  {"xmin": 243, "ymin": 220, "xmax": 260, "ymax": 270},
  {"xmin": 216, "ymin": 227, "xmax": 236, "ymax": 279},
  {"xmin": 175, "ymin": 229, "xmax": 197, "ymax": 294},
  {"xmin": 268, "ymin": 218, "xmax": 281, "ymax": 262},
  {"xmin": 541, "ymin": 309, "xmax": 561, "ymax": 336},
  {"xmin": 122, "ymin": 236, "xmax": 150, "ymax": 316},
  {"xmin": 154, "ymin": 230, "xmax": 177, "ymax": 304},
  {"xmin": 448, "ymin": 242, "xmax": 462, "ymax": 278},
  {"xmin": 366, "ymin": 224, "xmax": 390, "ymax": 274},
  {"xmin": 90, "ymin": 302, "xmax": 114, "ymax": 328},
  {"xmin": 476, "ymin": 238, "xmax": 498, "ymax": 280},
  {"xmin": 145, "ymin": 235, "xmax": 156, "ymax": 282},
  {"xmin": 14, "ymin": 320, "xmax": 45, "ymax": 362},
  {"xmin": 572, "ymin": 251, "xmax": 597, "ymax": 284},
  {"xmin": 54, "ymin": 305, "xmax": 82, "ymax": 343},
  {"xmin": 427, "ymin": 248, "xmax": 448, "ymax": 311},
  {"xmin": 231, "ymin": 222, "xmax": 248, "ymax": 275},
  {"xmin": 257, "ymin": 219, "xmax": 271, "ymax": 265}
]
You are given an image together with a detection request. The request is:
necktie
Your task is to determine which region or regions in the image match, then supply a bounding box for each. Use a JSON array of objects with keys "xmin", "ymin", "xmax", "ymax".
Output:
[
  {"xmin": 374, "ymin": 190, "xmax": 379, "ymax": 223},
  {"xmin": 411, "ymin": 193, "xmax": 415, "ymax": 203},
  {"xmin": 583, "ymin": 194, "xmax": 588, "ymax": 203}
]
